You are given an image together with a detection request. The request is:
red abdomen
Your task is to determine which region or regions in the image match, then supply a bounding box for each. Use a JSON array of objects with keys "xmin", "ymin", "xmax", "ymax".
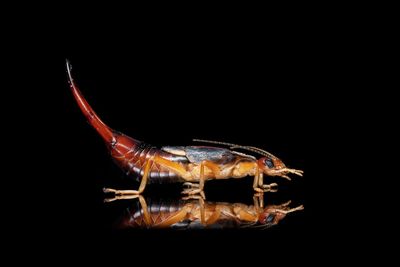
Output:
[
  {"xmin": 67, "ymin": 61, "xmax": 186, "ymax": 184},
  {"xmin": 110, "ymin": 132, "xmax": 188, "ymax": 183}
]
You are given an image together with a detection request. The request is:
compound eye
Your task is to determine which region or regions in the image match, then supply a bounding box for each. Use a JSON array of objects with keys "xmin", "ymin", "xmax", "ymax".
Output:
[
  {"xmin": 264, "ymin": 158, "xmax": 274, "ymax": 168},
  {"xmin": 266, "ymin": 214, "xmax": 275, "ymax": 223}
]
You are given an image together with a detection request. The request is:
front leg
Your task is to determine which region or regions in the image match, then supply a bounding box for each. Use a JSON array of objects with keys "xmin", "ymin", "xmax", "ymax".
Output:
[{"xmin": 253, "ymin": 168, "xmax": 278, "ymax": 193}]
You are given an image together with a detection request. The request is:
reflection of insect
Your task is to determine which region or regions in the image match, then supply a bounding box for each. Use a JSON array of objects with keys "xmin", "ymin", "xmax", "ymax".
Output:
[
  {"xmin": 110, "ymin": 195, "xmax": 304, "ymax": 229},
  {"xmin": 67, "ymin": 60, "xmax": 303, "ymax": 198}
]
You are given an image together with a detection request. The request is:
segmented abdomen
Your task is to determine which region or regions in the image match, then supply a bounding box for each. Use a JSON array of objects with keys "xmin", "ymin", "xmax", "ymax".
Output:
[
  {"xmin": 109, "ymin": 133, "xmax": 188, "ymax": 183},
  {"xmin": 120, "ymin": 198, "xmax": 187, "ymax": 228}
]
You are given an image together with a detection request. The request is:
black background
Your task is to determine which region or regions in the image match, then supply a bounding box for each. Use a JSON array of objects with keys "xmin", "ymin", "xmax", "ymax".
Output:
[
  {"xmin": 6, "ymin": 5, "xmax": 390, "ymax": 262},
  {"xmin": 11, "ymin": 21, "xmax": 331, "ymax": 261}
]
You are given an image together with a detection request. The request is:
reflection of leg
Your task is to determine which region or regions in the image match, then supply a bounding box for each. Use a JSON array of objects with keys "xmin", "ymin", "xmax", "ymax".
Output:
[
  {"xmin": 103, "ymin": 159, "xmax": 152, "ymax": 197},
  {"xmin": 138, "ymin": 195, "xmax": 151, "ymax": 226},
  {"xmin": 199, "ymin": 197, "xmax": 205, "ymax": 224},
  {"xmin": 253, "ymin": 193, "xmax": 264, "ymax": 210}
]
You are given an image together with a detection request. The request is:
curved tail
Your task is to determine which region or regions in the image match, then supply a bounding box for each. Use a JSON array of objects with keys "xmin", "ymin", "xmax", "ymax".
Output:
[{"xmin": 66, "ymin": 60, "xmax": 115, "ymax": 144}]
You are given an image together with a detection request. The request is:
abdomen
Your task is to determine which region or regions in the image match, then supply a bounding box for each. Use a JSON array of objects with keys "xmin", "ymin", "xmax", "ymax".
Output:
[{"xmin": 110, "ymin": 135, "xmax": 188, "ymax": 184}]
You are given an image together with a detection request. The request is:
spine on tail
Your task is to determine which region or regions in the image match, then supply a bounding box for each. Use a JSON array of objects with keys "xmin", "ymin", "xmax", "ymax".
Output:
[{"xmin": 66, "ymin": 60, "xmax": 115, "ymax": 144}]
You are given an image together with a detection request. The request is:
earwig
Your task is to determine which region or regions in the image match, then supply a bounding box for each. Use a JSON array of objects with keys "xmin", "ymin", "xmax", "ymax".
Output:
[
  {"xmin": 111, "ymin": 194, "xmax": 304, "ymax": 229},
  {"xmin": 67, "ymin": 60, "xmax": 303, "ymax": 198}
]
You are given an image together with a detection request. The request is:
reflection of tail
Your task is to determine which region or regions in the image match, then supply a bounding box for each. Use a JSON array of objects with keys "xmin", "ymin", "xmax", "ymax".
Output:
[{"xmin": 66, "ymin": 60, "xmax": 114, "ymax": 143}]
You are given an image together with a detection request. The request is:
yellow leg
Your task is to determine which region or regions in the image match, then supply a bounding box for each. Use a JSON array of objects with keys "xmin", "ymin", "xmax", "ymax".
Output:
[
  {"xmin": 199, "ymin": 197, "xmax": 205, "ymax": 224},
  {"xmin": 151, "ymin": 156, "xmax": 219, "ymax": 200},
  {"xmin": 260, "ymin": 182, "xmax": 278, "ymax": 192},
  {"xmin": 183, "ymin": 182, "xmax": 199, "ymax": 188},
  {"xmin": 253, "ymin": 169, "xmax": 278, "ymax": 193},
  {"xmin": 153, "ymin": 154, "xmax": 188, "ymax": 177},
  {"xmin": 181, "ymin": 164, "xmax": 205, "ymax": 199},
  {"xmin": 253, "ymin": 193, "xmax": 265, "ymax": 210},
  {"xmin": 258, "ymin": 172, "xmax": 263, "ymax": 187},
  {"xmin": 181, "ymin": 161, "xmax": 213, "ymax": 199},
  {"xmin": 253, "ymin": 168, "xmax": 261, "ymax": 192},
  {"xmin": 104, "ymin": 194, "xmax": 140, "ymax": 203},
  {"xmin": 103, "ymin": 158, "xmax": 152, "ymax": 196},
  {"xmin": 138, "ymin": 195, "xmax": 152, "ymax": 226}
]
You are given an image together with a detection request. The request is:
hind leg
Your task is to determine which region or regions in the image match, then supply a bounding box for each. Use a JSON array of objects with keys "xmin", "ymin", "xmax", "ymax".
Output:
[{"xmin": 103, "ymin": 158, "xmax": 152, "ymax": 199}]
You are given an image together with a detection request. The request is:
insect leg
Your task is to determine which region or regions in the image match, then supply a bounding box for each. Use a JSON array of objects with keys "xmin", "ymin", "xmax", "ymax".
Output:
[
  {"xmin": 104, "ymin": 194, "xmax": 140, "ymax": 202},
  {"xmin": 253, "ymin": 168, "xmax": 278, "ymax": 192},
  {"xmin": 199, "ymin": 196, "xmax": 205, "ymax": 224},
  {"xmin": 103, "ymin": 158, "xmax": 153, "ymax": 198},
  {"xmin": 181, "ymin": 162, "xmax": 206, "ymax": 199},
  {"xmin": 253, "ymin": 168, "xmax": 260, "ymax": 190},
  {"xmin": 138, "ymin": 195, "xmax": 152, "ymax": 226},
  {"xmin": 183, "ymin": 182, "xmax": 199, "ymax": 188},
  {"xmin": 258, "ymin": 172, "xmax": 263, "ymax": 187},
  {"xmin": 153, "ymin": 154, "xmax": 188, "ymax": 177},
  {"xmin": 253, "ymin": 168, "xmax": 267, "ymax": 193},
  {"xmin": 253, "ymin": 193, "xmax": 264, "ymax": 209},
  {"xmin": 260, "ymin": 182, "xmax": 278, "ymax": 192},
  {"xmin": 256, "ymin": 171, "xmax": 279, "ymax": 192},
  {"xmin": 137, "ymin": 158, "xmax": 152, "ymax": 193}
]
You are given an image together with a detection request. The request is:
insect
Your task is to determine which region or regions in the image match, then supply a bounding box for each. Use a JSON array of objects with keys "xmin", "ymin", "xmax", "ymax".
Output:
[
  {"xmin": 111, "ymin": 195, "xmax": 304, "ymax": 229},
  {"xmin": 67, "ymin": 60, "xmax": 303, "ymax": 199}
]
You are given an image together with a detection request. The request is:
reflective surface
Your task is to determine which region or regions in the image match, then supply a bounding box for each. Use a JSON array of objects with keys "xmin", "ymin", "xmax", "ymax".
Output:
[{"xmin": 106, "ymin": 194, "xmax": 304, "ymax": 230}]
